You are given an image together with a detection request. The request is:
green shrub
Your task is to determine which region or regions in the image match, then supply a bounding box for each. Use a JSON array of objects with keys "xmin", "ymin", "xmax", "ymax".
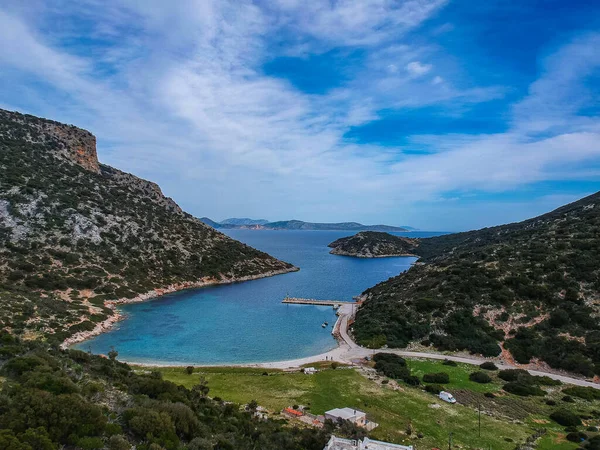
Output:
[
  {"xmin": 550, "ymin": 409, "xmax": 582, "ymax": 427},
  {"xmin": 423, "ymin": 372, "xmax": 450, "ymax": 384},
  {"xmin": 442, "ymin": 359, "xmax": 457, "ymax": 367},
  {"xmin": 77, "ymin": 437, "xmax": 104, "ymax": 450},
  {"xmin": 562, "ymin": 387, "xmax": 600, "ymax": 401},
  {"xmin": 373, "ymin": 353, "xmax": 406, "ymax": 366},
  {"xmin": 424, "ymin": 384, "xmax": 444, "ymax": 394},
  {"xmin": 479, "ymin": 361, "xmax": 498, "ymax": 371},
  {"xmin": 503, "ymin": 382, "xmax": 545, "ymax": 397},
  {"xmin": 498, "ymin": 369, "xmax": 529, "ymax": 382},
  {"xmin": 469, "ymin": 372, "xmax": 492, "ymax": 383},
  {"xmin": 562, "ymin": 395, "xmax": 575, "ymax": 403},
  {"xmin": 108, "ymin": 435, "xmax": 131, "ymax": 450},
  {"xmin": 566, "ymin": 432, "xmax": 587, "ymax": 443},
  {"xmin": 404, "ymin": 375, "xmax": 421, "ymax": 386}
]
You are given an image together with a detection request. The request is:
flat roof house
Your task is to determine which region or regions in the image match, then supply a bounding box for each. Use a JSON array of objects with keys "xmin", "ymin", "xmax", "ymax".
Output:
[
  {"xmin": 324, "ymin": 435, "xmax": 413, "ymax": 450},
  {"xmin": 325, "ymin": 408, "xmax": 366, "ymax": 424},
  {"xmin": 324, "ymin": 408, "xmax": 378, "ymax": 430}
]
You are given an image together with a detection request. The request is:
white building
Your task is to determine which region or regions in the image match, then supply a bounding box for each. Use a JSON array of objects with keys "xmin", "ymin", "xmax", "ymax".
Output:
[
  {"xmin": 324, "ymin": 435, "xmax": 413, "ymax": 450},
  {"xmin": 324, "ymin": 408, "xmax": 378, "ymax": 430},
  {"xmin": 304, "ymin": 367, "xmax": 317, "ymax": 374}
]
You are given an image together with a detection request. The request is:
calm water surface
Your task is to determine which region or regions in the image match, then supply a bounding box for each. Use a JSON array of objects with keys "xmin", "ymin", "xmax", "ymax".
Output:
[{"xmin": 76, "ymin": 230, "xmax": 444, "ymax": 364}]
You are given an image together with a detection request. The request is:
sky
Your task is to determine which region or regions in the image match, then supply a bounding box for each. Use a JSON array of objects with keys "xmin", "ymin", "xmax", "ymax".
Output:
[{"xmin": 1, "ymin": 1, "xmax": 599, "ymax": 231}]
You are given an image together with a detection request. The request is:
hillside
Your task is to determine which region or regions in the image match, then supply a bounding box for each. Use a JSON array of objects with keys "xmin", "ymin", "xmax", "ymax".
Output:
[
  {"xmin": 201, "ymin": 218, "xmax": 410, "ymax": 231},
  {"xmin": 328, "ymin": 231, "xmax": 419, "ymax": 257},
  {"xmin": 0, "ymin": 109, "xmax": 296, "ymax": 344},
  {"xmin": 220, "ymin": 218, "xmax": 269, "ymax": 226},
  {"xmin": 353, "ymin": 192, "xmax": 600, "ymax": 377}
]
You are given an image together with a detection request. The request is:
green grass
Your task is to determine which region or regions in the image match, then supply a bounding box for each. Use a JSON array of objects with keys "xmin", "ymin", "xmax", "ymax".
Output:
[
  {"xmin": 150, "ymin": 359, "xmax": 599, "ymax": 449},
  {"xmin": 153, "ymin": 365, "xmax": 532, "ymax": 449},
  {"xmin": 537, "ymin": 433, "xmax": 577, "ymax": 450},
  {"xmin": 407, "ymin": 359, "xmax": 501, "ymax": 393}
]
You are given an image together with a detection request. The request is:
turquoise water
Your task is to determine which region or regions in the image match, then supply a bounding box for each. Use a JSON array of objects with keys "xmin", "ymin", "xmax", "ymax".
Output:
[{"xmin": 76, "ymin": 230, "xmax": 444, "ymax": 364}]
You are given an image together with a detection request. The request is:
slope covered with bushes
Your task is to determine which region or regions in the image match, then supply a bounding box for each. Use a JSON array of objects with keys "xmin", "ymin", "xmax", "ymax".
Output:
[
  {"xmin": 0, "ymin": 333, "xmax": 336, "ymax": 450},
  {"xmin": 0, "ymin": 109, "xmax": 295, "ymax": 343},
  {"xmin": 354, "ymin": 192, "xmax": 600, "ymax": 376}
]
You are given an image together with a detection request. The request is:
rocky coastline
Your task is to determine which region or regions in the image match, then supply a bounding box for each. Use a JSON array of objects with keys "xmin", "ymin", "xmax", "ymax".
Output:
[
  {"xmin": 329, "ymin": 248, "xmax": 417, "ymax": 258},
  {"xmin": 60, "ymin": 266, "xmax": 299, "ymax": 349}
]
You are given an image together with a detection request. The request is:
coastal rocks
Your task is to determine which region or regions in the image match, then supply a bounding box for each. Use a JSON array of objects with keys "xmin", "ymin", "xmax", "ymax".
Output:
[{"xmin": 328, "ymin": 231, "xmax": 419, "ymax": 258}]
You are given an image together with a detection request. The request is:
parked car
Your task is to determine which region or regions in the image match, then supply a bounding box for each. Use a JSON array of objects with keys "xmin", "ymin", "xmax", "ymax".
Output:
[{"xmin": 439, "ymin": 391, "xmax": 456, "ymax": 404}]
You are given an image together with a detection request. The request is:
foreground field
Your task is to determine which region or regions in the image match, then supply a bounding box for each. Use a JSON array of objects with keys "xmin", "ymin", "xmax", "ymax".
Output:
[{"xmin": 150, "ymin": 359, "xmax": 600, "ymax": 449}]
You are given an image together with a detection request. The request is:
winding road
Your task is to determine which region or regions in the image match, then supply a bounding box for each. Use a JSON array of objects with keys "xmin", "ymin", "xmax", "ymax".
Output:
[{"xmin": 255, "ymin": 303, "xmax": 600, "ymax": 389}]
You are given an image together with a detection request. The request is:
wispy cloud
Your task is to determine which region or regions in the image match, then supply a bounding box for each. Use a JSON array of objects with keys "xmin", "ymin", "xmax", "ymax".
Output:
[
  {"xmin": 406, "ymin": 61, "xmax": 433, "ymax": 76},
  {"xmin": 0, "ymin": 0, "xmax": 598, "ymax": 229}
]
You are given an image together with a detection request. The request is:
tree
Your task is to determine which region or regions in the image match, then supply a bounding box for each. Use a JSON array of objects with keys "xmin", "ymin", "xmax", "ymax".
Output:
[
  {"xmin": 191, "ymin": 377, "xmax": 210, "ymax": 401},
  {"xmin": 185, "ymin": 366, "xmax": 194, "ymax": 375},
  {"xmin": 108, "ymin": 346, "xmax": 118, "ymax": 362},
  {"xmin": 247, "ymin": 400, "xmax": 259, "ymax": 413}
]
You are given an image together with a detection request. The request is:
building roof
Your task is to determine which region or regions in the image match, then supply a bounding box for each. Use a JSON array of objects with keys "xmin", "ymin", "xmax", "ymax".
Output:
[
  {"xmin": 325, "ymin": 408, "xmax": 366, "ymax": 420},
  {"xmin": 361, "ymin": 437, "xmax": 413, "ymax": 450},
  {"xmin": 324, "ymin": 436, "xmax": 413, "ymax": 450},
  {"xmin": 284, "ymin": 407, "xmax": 303, "ymax": 416}
]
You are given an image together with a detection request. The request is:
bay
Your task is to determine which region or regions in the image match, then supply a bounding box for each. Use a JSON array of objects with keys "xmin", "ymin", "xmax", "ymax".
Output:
[{"xmin": 75, "ymin": 230, "xmax": 445, "ymax": 364}]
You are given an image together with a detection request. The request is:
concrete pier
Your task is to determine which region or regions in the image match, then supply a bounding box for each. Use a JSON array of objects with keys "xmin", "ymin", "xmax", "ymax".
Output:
[{"xmin": 282, "ymin": 297, "xmax": 356, "ymax": 306}]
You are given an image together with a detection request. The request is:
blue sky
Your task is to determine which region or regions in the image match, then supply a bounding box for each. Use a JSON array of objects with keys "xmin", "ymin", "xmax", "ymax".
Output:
[{"xmin": 0, "ymin": 0, "xmax": 599, "ymax": 231}]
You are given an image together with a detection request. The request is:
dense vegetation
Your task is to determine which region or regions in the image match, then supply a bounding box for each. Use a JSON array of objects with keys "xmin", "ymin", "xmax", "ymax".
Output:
[
  {"xmin": 328, "ymin": 231, "xmax": 418, "ymax": 257},
  {"xmin": 0, "ymin": 333, "xmax": 340, "ymax": 450},
  {"xmin": 0, "ymin": 109, "xmax": 295, "ymax": 342},
  {"xmin": 353, "ymin": 192, "xmax": 600, "ymax": 376}
]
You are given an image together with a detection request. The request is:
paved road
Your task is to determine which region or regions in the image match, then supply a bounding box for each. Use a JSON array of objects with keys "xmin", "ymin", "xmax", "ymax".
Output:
[{"xmin": 332, "ymin": 305, "xmax": 600, "ymax": 390}]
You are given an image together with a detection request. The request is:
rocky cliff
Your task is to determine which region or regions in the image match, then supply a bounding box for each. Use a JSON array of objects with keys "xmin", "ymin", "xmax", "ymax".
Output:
[
  {"xmin": 0, "ymin": 109, "xmax": 99, "ymax": 173},
  {"xmin": 0, "ymin": 108, "xmax": 296, "ymax": 343}
]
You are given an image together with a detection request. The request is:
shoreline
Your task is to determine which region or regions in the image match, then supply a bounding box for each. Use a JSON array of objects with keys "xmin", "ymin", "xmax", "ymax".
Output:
[
  {"xmin": 329, "ymin": 250, "xmax": 418, "ymax": 258},
  {"xmin": 60, "ymin": 266, "xmax": 299, "ymax": 349},
  {"xmin": 124, "ymin": 302, "xmax": 354, "ymax": 369},
  {"xmin": 116, "ymin": 301, "xmax": 600, "ymax": 390}
]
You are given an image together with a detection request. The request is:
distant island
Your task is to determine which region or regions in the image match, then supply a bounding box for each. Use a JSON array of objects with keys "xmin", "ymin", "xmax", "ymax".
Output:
[
  {"xmin": 200, "ymin": 217, "xmax": 411, "ymax": 232},
  {"xmin": 328, "ymin": 231, "xmax": 419, "ymax": 257}
]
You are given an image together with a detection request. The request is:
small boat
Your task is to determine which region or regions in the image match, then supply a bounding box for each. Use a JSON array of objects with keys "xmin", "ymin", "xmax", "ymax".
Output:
[{"xmin": 321, "ymin": 322, "xmax": 328, "ymax": 328}]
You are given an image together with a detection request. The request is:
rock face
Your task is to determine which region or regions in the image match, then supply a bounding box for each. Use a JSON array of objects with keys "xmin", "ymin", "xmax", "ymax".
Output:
[
  {"xmin": 328, "ymin": 231, "xmax": 419, "ymax": 257},
  {"xmin": 0, "ymin": 109, "xmax": 99, "ymax": 173},
  {"xmin": 0, "ymin": 108, "xmax": 297, "ymax": 343}
]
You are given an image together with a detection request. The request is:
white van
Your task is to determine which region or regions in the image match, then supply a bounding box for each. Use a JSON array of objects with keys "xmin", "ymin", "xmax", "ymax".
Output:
[{"xmin": 439, "ymin": 391, "xmax": 456, "ymax": 404}]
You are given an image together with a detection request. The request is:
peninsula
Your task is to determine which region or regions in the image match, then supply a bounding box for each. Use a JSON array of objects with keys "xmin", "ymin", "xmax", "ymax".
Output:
[{"xmin": 328, "ymin": 231, "xmax": 419, "ymax": 257}]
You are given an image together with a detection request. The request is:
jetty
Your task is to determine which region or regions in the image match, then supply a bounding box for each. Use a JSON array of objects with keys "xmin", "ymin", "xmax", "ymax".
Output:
[{"xmin": 282, "ymin": 297, "xmax": 356, "ymax": 307}]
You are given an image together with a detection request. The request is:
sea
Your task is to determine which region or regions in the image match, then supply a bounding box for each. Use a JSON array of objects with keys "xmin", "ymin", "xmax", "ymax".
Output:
[{"xmin": 74, "ymin": 230, "xmax": 445, "ymax": 364}]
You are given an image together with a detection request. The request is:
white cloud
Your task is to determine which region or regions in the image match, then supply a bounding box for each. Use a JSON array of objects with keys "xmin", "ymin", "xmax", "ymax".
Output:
[
  {"xmin": 406, "ymin": 60, "xmax": 433, "ymax": 76},
  {"xmin": 0, "ymin": 2, "xmax": 598, "ymax": 229}
]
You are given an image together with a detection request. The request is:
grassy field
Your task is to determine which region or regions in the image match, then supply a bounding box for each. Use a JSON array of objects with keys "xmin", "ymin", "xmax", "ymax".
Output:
[{"xmin": 149, "ymin": 359, "xmax": 599, "ymax": 449}]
